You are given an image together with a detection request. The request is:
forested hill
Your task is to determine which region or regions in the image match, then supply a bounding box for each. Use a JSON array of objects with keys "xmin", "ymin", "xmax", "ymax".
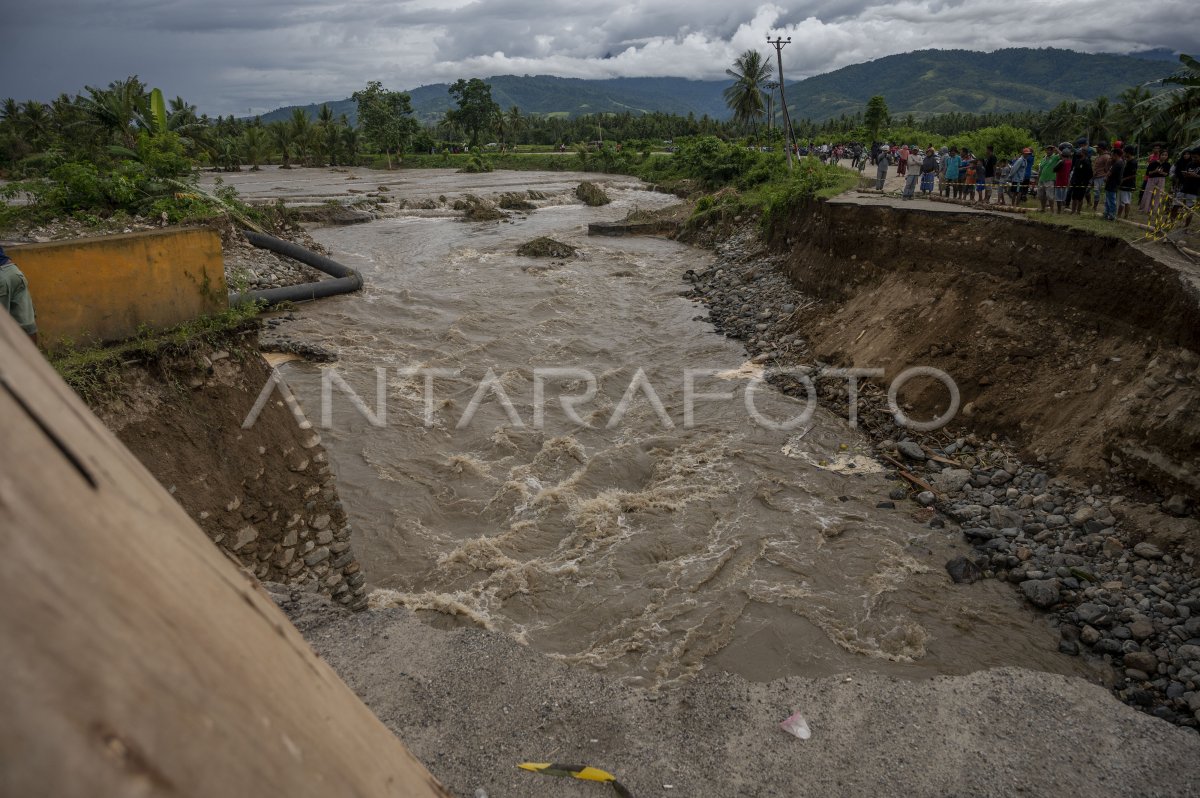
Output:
[
  {"xmin": 252, "ymin": 48, "xmax": 1175, "ymax": 125},
  {"xmin": 787, "ymin": 48, "xmax": 1176, "ymax": 122}
]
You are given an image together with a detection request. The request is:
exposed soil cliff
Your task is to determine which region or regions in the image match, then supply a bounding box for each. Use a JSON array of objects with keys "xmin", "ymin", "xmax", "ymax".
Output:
[
  {"xmin": 766, "ymin": 200, "xmax": 1200, "ymax": 509},
  {"xmin": 86, "ymin": 327, "xmax": 368, "ymax": 608}
]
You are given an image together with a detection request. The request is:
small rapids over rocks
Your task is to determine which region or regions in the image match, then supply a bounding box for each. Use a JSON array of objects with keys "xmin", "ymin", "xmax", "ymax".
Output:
[{"xmin": 231, "ymin": 167, "xmax": 1091, "ymax": 689}]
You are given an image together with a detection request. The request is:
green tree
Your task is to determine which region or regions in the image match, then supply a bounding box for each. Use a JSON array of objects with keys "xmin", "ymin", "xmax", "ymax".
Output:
[
  {"xmin": 506, "ymin": 106, "xmax": 524, "ymax": 145},
  {"xmin": 864, "ymin": 95, "xmax": 889, "ymax": 142},
  {"xmin": 1136, "ymin": 53, "xmax": 1200, "ymax": 150},
  {"xmin": 723, "ymin": 50, "xmax": 771, "ymax": 131},
  {"xmin": 1082, "ymin": 96, "xmax": 1113, "ymax": 145},
  {"xmin": 289, "ymin": 108, "xmax": 314, "ymax": 165},
  {"xmin": 241, "ymin": 124, "xmax": 271, "ymax": 170},
  {"xmin": 269, "ymin": 121, "xmax": 293, "ymax": 168},
  {"xmin": 446, "ymin": 78, "xmax": 500, "ymax": 148},
  {"xmin": 351, "ymin": 80, "xmax": 418, "ymax": 168},
  {"xmin": 77, "ymin": 76, "xmax": 151, "ymax": 148},
  {"xmin": 315, "ymin": 103, "xmax": 341, "ymax": 165}
]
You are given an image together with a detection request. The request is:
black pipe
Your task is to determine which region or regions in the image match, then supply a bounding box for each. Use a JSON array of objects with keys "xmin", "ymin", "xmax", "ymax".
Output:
[{"xmin": 230, "ymin": 231, "xmax": 363, "ymax": 306}]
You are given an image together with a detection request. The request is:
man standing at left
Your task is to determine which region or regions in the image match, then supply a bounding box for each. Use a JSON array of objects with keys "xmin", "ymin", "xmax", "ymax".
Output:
[{"xmin": 0, "ymin": 246, "xmax": 38, "ymax": 345}]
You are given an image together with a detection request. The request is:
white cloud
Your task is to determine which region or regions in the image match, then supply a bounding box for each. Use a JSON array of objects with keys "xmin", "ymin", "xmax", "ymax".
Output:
[{"xmin": 0, "ymin": 0, "xmax": 1193, "ymax": 116}]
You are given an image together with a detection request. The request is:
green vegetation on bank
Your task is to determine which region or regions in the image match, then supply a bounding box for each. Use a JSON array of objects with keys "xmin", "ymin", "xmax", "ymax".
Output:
[{"xmin": 48, "ymin": 301, "xmax": 263, "ymax": 402}]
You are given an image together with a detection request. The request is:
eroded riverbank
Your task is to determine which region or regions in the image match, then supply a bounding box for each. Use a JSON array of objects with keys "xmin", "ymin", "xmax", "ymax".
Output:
[
  {"xmin": 190, "ymin": 165, "xmax": 1200, "ymax": 794},
  {"xmin": 227, "ymin": 167, "xmax": 1104, "ymax": 691}
]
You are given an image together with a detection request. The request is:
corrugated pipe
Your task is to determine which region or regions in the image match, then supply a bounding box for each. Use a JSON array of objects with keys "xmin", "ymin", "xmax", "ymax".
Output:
[{"xmin": 230, "ymin": 231, "xmax": 363, "ymax": 306}]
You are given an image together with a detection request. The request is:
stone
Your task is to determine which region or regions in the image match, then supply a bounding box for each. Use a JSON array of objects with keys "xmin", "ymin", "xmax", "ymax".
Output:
[
  {"xmin": 917, "ymin": 491, "xmax": 936, "ymax": 506},
  {"xmin": 936, "ymin": 468, "xmax": 972, "ymax": 493},
  {"xmin": 1123, "ymin": 650, "xmax": 1159, "ymax": 673},
  {"xmin": 1129, "ymin": 617, "xmax": 1155, "ymax": 641},
  {"xmin": 1071, "ymin": 506, "xmax": 1095, "ymax": 527},
  {"xmin": 946, "ymin": 556, "xmax": 983, "ymax": 584},
  {"xmin": 897, "ymin": 441, "xmax": 926, "ymax": 461},
  {"xmin": 317, "ymin": 529, "xmax": 334, "ymax": 545},
  {"xmin": 1080, "ymin": 625, "xmax": 1101, "ymax": 645},
  {"xmin": 310, "ymin": 513, "xmax": 331, "ymax": 531},
  {"xmin": 989, "ymin": 470, "xmax": 1013, "ymax": 486},
  {"xmin": 330, "ymin": 541, "xmax": 352, "ymax": 554},
  {"xmin": 1021, "ymin": 578, "xmax": 1061, "ymax": 608},
  {"xmin": 233, "ymin": 525, "xmax": 258, "ymax": 551},
  {"xmin": 1076, "ymin": 603, "xmax": 1111, "ymax": 626},
  {"xmin": 282, "ymin": 529, "xmax": 298, "ymax": 547},
  {"xmin": 1133, "ymin": 541, "xmax": 1163, "ymax": 560},
  {"xmin": 1163, "ymin": 494, "xmax": 1190, "ymax": 517},
  {"xmin": 303, "ymin": 546, "xmax": 330, "ymax": 567}
]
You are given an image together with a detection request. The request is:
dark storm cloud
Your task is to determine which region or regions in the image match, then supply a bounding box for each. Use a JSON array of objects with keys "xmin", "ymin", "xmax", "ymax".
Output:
[{"xmin": 0, "ymin": 0, "xmax": 1194, "ymax": 116}]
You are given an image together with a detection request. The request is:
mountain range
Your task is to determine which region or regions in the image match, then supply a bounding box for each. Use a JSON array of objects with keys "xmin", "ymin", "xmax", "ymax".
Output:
[{"xmin": 253, "ymin": 47, "xmax": 1178, "ymax": 126}]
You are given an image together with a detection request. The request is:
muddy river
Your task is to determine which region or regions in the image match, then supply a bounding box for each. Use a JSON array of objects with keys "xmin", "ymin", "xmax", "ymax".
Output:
[{"xmin": 209, "ymin": 166, "xmax": 1086, "ymax": 688}]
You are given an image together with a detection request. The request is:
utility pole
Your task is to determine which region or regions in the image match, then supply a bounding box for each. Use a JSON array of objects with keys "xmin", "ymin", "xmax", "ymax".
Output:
[
  {"xmin": 765, "ymin": 81, "xmax": 779, "ymax": 133},
  {"xmin": 768, "ymin": 35, "xmax": 796, "ymax": 170}
]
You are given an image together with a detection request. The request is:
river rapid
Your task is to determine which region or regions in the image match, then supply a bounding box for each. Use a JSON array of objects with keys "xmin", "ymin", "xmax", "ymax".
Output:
[{"xmin": 210, "ymin": 166, "xmax": 1087, "ymax": 688}]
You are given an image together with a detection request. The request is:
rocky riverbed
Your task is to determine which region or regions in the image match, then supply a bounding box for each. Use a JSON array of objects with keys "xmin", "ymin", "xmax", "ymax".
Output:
[{"xmin": 683, "ymin": 220, "xmax": 1200, "ymax": 730}]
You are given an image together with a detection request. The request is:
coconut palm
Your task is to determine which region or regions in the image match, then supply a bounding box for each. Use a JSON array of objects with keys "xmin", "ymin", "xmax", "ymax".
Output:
[
  {"xmin": 1082, "ymin": 96, "xmax": 1113, "ymax": 145},
  {"xmin": 269, "ymin": 121, "xmax": 293, "ymax": 168},
  {"xmin": 1136, "ymin": 53, "xmax": 1200, "ymax": 150},
  {"xmin": 77, "ymin": 76, "xmax": 150, "ymax": 147},
  {"xmin": 723, "ymin": 50, "xmax": 771, "ymax": 130},
  {"xmin": 241, "ymin": 124, "xmax": 271, "ymax": 171},
  {"xmin": 507, "ymin": 106, "xmax": 524, "ymax": 145},
  {"xmin": 289, "ymin": 108, "xmax": 313, "ymax": 165},
  {"xmin": 15, "ymin": 101, "xmax": 53, "ymax": 152}
]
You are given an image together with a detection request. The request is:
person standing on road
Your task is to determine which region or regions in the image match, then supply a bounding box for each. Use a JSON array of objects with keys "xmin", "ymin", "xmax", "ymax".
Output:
[
  {"xmin": 875, "ymin": 145, "xmax": 891, "ymax": 190},
  {"xmin": 982, "ymin": 145, "xmax": 998, "ymax": 204},
  {"xmin": 1104, "ymin": 147, "xmax": 1125, "ymax": 221},
  {"xmin": 903, "ymin": 145, "xmax": 922, "ymax": 199},
  {"xmin": 920, "ymin": 147, "xmax": 938, "ymax": 197},
  {"xmin": 1092, "ymin": 143, "xmax": 1112, "ymax": 213},
  {"xmin": 1036, "ymin": 145, "xmax": 1062, "ymax": 212},
  {"xmin": 0, "ymin": 246, "xmax": 37, "ymax": 345}
]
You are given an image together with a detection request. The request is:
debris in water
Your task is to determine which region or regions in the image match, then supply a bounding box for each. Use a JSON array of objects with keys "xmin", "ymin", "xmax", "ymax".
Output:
[
  {"xmin": 780, "ymin": 710, "xmax": 812, "ymax": 739},
  {"xmin": 517, "ymin": 236, "xmax": 578, "ymax": 258},
  {"xmin": 576, "ymin": 181, "xmax": 611, "ymax": 206},
  {"xmin": 518, "ymin": 762, "xmax": 634, "ymax": 797}
]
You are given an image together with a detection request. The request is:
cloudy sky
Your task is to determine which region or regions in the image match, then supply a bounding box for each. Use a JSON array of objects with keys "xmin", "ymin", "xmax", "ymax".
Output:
[{"xmin": 3, "ymin": 0, "xmax": 1196, "ymax": 117}]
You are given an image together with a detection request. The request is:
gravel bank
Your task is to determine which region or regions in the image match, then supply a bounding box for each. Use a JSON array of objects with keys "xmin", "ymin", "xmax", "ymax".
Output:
[{"xmin": 273, "ymin": 586, "xmax": 1200, "ymax": 797}]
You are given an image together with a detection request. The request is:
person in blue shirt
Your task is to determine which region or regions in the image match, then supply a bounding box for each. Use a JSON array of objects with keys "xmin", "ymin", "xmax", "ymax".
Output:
[{"xmin": 944, "ymin": 147, "xmax": 963, "ymax": 198}]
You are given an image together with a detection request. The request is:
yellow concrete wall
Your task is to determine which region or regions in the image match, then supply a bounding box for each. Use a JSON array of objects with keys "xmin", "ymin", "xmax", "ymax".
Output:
[{"xmin": 9, "ymin": 228, "xmax": 227, "ymax": 347}]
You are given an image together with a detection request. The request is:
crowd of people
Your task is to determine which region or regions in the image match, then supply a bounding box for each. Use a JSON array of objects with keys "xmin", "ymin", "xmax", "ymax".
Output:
[{"xmin": 812, "ymin": 139, "xmax": 1199, "ymax": 228}]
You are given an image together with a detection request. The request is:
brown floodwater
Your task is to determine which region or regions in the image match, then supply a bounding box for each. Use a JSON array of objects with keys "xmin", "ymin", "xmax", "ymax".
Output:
[{"xmin": 208, "ymin": 166, "xmax": 1090, "ymax": 688}]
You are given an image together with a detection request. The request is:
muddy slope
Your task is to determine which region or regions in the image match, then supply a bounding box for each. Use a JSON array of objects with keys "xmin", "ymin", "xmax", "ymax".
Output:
[{"xmin": 767, "ymin": 200, "xmax": 1200, "ymax": 503}]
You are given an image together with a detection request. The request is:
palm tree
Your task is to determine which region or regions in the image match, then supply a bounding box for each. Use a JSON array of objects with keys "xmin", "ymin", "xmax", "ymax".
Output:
[
  {"xmin": 1117, "ymin": 85, "xmax": 1153, "ymax": 138},
  {"xmin": 16, "ymin": 101, "xmax": 52, "ymax": 152},
  {"xmin": 1135, "ymin": 54, "xmax": 1200, "ymax": 151},
  {"xmin": 77, "ymin": 76, "xmax": 150, "ymax": 147},
  {"xmin": 241, "ymin": 125, "xmax": 271, "ymax": 170},
  {"xmin": 507, "ymin": 106, "xmax": 524, "ymax": 146},
  {"xmin": 1082, "ymin": 97, "xmax": 1113, "ymax": 145},
  {"xmin": 315, "ymin": 103, "xmax": 339, "ymax": 165},
  {"xmin": 270, "ymin": 121, "xmax": 293, "ymax": 168},
  {"xmin": 723, "ymin": 50, "xmax": 771, "ymax": 131},
  {"xmin": 289, "ymin": 108, "xmax": 313, "ymax": 165}
]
